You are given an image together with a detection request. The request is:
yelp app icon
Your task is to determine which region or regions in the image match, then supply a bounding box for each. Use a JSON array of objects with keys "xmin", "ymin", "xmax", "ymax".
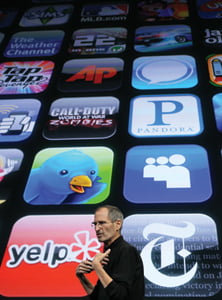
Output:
[{"xmin": 0, "ymin": 215, "xmax": 102, "ymax": 297}]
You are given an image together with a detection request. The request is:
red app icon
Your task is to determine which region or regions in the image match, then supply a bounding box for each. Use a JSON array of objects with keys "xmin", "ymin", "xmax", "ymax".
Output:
[
  {"xmin": 58, "ymin": 58, "xmax": 123, "ymax": 92},
  {"xmin": 0, "ymin": 214, "xmax": 103, "ymax": 297}
]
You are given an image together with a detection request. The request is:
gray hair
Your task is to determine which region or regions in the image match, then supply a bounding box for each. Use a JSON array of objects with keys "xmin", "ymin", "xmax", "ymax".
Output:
[{"xmin": 95, "ymin": 205, "xmax": 124, "ymax": 223}]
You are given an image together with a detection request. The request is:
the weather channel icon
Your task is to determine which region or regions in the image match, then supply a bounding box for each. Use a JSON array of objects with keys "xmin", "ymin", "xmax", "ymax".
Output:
[
  {"xmin": 132, "ymin": 55, "xmax": 198, "ymax": 90},
  {"xmin": 23, "ymin": 147, "xmax": 113, "ymax": 205},
  {"xmin": 4, "ymin": 30, "xmax": 64, "ymax": 58},
  {"xmin": 129, "ymin": 94, "xmax": 203, "ymax": 137},
  {"xmin": 122, "ymin": 213, "xmax": 222, "ymax": 297}
]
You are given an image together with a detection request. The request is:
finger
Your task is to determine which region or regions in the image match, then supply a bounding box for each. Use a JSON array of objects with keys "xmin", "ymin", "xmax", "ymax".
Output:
[
  {"xmin": 79, "ymin": 265, "xmax": 93, "ymax": 273},
  {"xmin": 104, "ymin": 248, "xmax": 111, "ymax": 255}
]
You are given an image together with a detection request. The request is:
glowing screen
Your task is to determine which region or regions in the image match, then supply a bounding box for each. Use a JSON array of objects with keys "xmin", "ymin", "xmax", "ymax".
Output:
[{"xmin": 0, "ymin": 1, "xmax": 222, "ymax": 299}]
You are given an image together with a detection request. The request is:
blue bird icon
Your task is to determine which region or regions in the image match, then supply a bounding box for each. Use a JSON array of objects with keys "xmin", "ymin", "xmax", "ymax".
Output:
[{"xmin": 23, "ymin": 149, "xmax": 107, "ymax": 204}]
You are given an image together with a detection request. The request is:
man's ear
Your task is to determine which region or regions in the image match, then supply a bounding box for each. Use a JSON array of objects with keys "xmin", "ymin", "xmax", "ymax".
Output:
[{"xmin": 115, "ymin": 219, "xmax": 122, "ymax": 231}]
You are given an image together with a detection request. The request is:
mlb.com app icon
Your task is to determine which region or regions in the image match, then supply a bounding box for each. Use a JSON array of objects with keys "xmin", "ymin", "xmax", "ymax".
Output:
[
  {"xmin": 58, "ymin": 58, "xmax": 124, "ymax": 92},
  {"xmin": 0, "ymin": 214, "xmax": 103, "ymax": 297},
  {"xmin": 123, "ymin": 145, "xmax": 212, "ymax": 204}
]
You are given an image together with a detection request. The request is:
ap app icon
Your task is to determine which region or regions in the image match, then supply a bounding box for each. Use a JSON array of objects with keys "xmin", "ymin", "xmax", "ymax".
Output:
[{"xmin": 123, "ymin": 145, "xmax": 212, "ymax": 203}]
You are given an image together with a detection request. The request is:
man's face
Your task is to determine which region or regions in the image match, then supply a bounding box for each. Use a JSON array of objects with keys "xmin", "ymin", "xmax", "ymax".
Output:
[{"xmin": 93, "ymin": 207, "xmax": 121, "ymax": 246}]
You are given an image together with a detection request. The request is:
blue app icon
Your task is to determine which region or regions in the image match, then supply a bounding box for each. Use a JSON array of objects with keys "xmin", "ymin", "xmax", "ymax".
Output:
[
  {"xmin": 134, "ymin": 25, "xmax": 192, "ymax": 53},
  {"xmin": 197, "ymin": 0, "xmax": 222, "ymax": 19},
  {"xmin": 0, "ymin": 99, "xmax": 41, "ymax": 141},
  {"xmin": 132, "ymin": 55, "xmax": 198, "ymax": 90},
  {"xmin": 123, "ymin": 145, "xmax": 212, "ymax": 203},
  {"xmin": 212, "ymin": 93, "xmax": 222, "ymax": 132},
  {"xmin": 128, "ymin": 94, "xmax": 203, "ymax": 137}
]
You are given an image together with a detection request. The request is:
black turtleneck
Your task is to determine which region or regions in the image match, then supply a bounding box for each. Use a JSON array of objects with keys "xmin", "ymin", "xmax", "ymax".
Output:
[{"xmin": 89, "ymin": 236, "xmax": 145, "ymax": 300}]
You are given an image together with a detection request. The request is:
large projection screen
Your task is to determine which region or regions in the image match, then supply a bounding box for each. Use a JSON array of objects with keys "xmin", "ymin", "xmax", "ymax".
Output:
[{"xmin": 0, "ymin": 0, "xmax": 222, "ymax": 299}]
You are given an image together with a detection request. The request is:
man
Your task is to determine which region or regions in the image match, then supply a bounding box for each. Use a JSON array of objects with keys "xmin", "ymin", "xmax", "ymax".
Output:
[{"xmin": 75, "ymin": 205, "xmax": 145, "ymax": 300}]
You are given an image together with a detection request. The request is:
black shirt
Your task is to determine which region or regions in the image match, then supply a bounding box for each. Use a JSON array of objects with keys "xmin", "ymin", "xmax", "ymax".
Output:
[{"xmin": 89, "ymin": 236, "xmax": 145, "ymax": 300}]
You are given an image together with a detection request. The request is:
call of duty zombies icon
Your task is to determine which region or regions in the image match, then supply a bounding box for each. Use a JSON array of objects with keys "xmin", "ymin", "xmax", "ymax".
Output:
[
  {"xmin": 43, "ymin": 97, "xmax": 119, "ymax": 140},
  {"xmin": 0, "ymin": 61, "xmax": 54, "ymax": 94}
]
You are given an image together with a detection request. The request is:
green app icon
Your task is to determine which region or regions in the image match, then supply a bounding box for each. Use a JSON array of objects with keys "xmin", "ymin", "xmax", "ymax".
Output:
[{"xmin": 23, "ymin": 147, "xmax": 113, "ymax": 205}]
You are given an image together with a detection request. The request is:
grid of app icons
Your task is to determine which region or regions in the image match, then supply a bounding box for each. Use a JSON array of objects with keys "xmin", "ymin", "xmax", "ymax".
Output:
[{"xmin": 0, "ymin": 0, "xmax": 222, "ymax": 299}]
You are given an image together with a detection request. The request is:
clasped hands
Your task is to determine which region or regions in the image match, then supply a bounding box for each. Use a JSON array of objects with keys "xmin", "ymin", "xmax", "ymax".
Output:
[{"xmin": 76, "ymin": 248, "xmax": 111, "ymax": 275}]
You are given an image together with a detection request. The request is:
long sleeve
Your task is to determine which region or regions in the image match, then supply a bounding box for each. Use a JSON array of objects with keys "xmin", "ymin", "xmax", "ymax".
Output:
[
  {"xmin": 90, "ymin": 236, "xmax": 144, "ymax": 300},
  {"xmin": 104, "ymin": 245, "xmax": 144, "ymax": 300}
]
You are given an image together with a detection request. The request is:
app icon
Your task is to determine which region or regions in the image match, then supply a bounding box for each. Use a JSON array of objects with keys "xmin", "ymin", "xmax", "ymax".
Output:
[
  {"xmin": 122, "ymin": 213, "xmax": 222, "ymax": 297},
  {"xmin": 0, "ymin": 148, "xmax": 23, "ymax": 182},
  {"xmin": 0, "ymin": 61, "xmax": 54, "ymax": 94},
  {"xmin": 19, "ymin": 4, "xmax": 74, "ymax": 27},
  {"xmin": 23, "ymin": 147, "xmax": 113, "ymax": 205},
  {"xmin": 0, "ymin": 188, "xmax": 11, "ymax": 205},
  {"xmin": 58, "ymin": 58, "xmax": 123, "ymax": 92},
  {"xmin": 0, "ymin": 214, "xmax": 103, "ymax": 297},
  {"xmin": 129, "ymin": 94, "xmax": 203, "ymax": 137},
  {"xmin": 0, "ymin": 33, "xmax": 4, "ymax": 45},
  {"xmin": 212, "ymin": 93, "xmax": 222, "ymax": 132},
  {"xmin": 123, "ymin": 145, "xmax": 212, "ymax": 203},
  {"xmin": 43, "ymin": 97, "xmax": 119, "ymax": 140},
  {"xmin": 0, "ymin": 148, "xmax": 24, "ymax": 204},
  {"xmin": 81, "ymin": 3, "xmax": 129, "ymax": 22},
  {"xmin": 132, "ymin": 55, "xmax": 197, "ymax": 90},
  {"xmin": 204, "ymin": 27, "xmax": 222, "ymax": 47},
  {"xmin": 4, "ymin": 30, "xmax": 64, "ymax": 58},
  {"xmin": 197, "ymin": 0, "xmax": 222, "ymax": 19},
  {"xmin": 68, "ymin": 27, "xmax": 127, "ymax": 55},
  {"xmin": 137, "ymin": 0, "xmax": 189, "ymax": 22},
  {"xmin": 134, "ymin": 25, "xmax": 192, "ymax": 52},
  {"xmin": 0, "ymin": 99, "xmax": 41, "ymax": 142},
  {"xmin": 207, "ymin": 54, "xmax": 222, "ymax": 86},
  {"xmin": 0, "ymin": 8, "xmax": 18, "ymax": 28}
]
